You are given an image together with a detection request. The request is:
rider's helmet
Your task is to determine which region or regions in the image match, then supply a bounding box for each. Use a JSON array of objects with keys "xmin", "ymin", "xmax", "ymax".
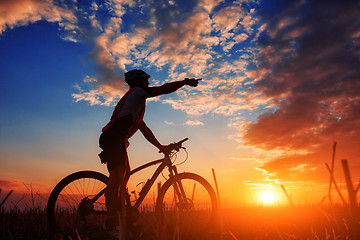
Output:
[{"xmin": 124, "ymin": 69, "xmax": 151, "ymax": 86}]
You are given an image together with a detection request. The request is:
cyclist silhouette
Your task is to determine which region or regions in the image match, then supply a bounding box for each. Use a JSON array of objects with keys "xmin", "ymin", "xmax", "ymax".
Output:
[{"xmin": 98, "ymin": 69, "xmax": 200, "ymax": 238}]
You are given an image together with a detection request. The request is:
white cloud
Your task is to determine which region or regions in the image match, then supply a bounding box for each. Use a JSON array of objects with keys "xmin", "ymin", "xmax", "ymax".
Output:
[
  {"xmin": 185, "ymin": 120, "xmax": 205, "ymax": 126},
  {"xmin": 84, "ymin": 76, "xmax": 98, "ymax": 83},
  {"xmin": 164, "ymin": 121, "xmax": 175, "ymax": 125}
]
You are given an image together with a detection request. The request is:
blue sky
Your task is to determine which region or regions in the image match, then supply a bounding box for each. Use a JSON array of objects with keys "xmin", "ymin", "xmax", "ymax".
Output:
[{"xmin": 1, "ymin": 0, "xmax": 359, "ymax": 205}]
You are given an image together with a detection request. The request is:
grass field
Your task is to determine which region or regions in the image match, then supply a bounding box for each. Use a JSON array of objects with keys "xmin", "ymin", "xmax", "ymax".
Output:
[{"xmin": 1, "ymin": 204, "xmax": 359, "ymax": 240}]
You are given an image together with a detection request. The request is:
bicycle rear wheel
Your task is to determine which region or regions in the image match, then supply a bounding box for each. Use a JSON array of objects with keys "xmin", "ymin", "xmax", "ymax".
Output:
[
  {"xmin": 47, "ymin": 171, "xmax": 108, "ymax": 238},
  {"xmin": 156, "ymin": 172, "xmax": 218, "ymax": 239}
]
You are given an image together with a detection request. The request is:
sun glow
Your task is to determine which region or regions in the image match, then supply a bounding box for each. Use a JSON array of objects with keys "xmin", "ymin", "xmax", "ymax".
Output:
[{"xmin": 259, "ymin": 190, "xmax": 277, "ymax": 205}]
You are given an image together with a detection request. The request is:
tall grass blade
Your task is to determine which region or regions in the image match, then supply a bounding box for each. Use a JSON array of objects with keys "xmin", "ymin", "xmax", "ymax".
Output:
[
  {"xmin": 0, "ymin": 190, "xmax": 13, "ymax": 208},
  {"xmin": 212, "ymin": 168, "xmax": 223, "ymax": 240},
  {"xmin": 328, "ymin": 142, "xmax": 337, "ymax": 203}
]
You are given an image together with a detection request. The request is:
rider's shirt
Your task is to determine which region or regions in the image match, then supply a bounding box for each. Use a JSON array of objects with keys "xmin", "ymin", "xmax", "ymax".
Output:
[{"xmin": 102, "ymin": 87, "xmax": 153, "ymax": 139}]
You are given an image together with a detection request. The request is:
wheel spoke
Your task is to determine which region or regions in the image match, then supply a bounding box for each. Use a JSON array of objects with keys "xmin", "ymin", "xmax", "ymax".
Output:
[
  {"xmin": 156, "ymin": 173, "xmax": 217, "ymax": 238},
  {"xmin": 47, "ymin": 171, "xmax": 108, "ymax": 237},
  {"xmin": 191, "ymin": 182, "xmax": 196, "ymax": 201}
]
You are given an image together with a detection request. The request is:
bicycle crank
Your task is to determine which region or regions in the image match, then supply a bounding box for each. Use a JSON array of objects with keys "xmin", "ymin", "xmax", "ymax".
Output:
[{"xmin": 77, "ymin": 197, "xmax": 94, "ymax": 221}]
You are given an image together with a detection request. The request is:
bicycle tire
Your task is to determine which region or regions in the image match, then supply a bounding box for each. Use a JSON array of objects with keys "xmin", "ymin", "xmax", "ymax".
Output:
[
  {"xmin": 156, "ymin": 172, "xmax": 218, "ymax": 239},
  {"xmin": 47, "ymin": 171, "xmax": 108, "ymax": 237}
]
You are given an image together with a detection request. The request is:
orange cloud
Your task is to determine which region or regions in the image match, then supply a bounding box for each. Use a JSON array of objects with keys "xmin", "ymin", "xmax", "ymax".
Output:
[
  {"xmin": 243, "ymin": 0, "xmax": 360, "ymax": 183},
  {"xmin": 0, "ymin": 179, "xmax": 24, "ymax": 191},
  {"xmin": 0, "ymin": 0, "xmax": 76, "ymax": 34}
]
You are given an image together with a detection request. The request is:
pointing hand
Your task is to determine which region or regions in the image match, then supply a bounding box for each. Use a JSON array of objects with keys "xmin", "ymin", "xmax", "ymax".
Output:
[{"xmin": 185, "ymin": 78, "xmax": 202, "ymax": 87}]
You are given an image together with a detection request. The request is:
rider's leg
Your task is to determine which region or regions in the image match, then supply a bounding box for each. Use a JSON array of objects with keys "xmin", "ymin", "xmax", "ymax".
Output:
[
  {"xmin": 99, "ymin": 117, "xmax": 131, "ymax": 237},
  {"xmin": 105, "ymin": 164, "xmax": 127, "ymax": 240},
  {"xmin": 118, "ymin": 179, "xmax": 127, "ymax": 238},
  {"xmin": 118, "ymin": 156, "xmax": 130, "ymax": 236},
  {"xmin": 101, "ymin": 145, "xmax": 127, "ymax": 236},
  {"xmin": 104, "ymin": 145, "xmax": 129, "ymax": 238},
  {"xmin": 105, "ymin": 166, "xmax": 123, "ymax": 227}
]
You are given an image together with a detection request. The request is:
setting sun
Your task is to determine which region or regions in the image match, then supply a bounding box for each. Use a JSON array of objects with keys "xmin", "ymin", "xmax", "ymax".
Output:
[{"xmin": 259, "ymin": 190, "xmax": 277, "ymax": 205}]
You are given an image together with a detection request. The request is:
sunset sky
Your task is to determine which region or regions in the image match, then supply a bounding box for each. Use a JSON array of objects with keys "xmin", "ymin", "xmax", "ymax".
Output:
[{"xmin": 1, "ymin": 0, "xmax": 359, "ymax": 206}]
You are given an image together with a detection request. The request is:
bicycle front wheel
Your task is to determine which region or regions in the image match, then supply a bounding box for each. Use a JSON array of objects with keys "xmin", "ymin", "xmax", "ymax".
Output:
[
  {"xmin": 47, "ymin": 171, "xmax": 108, "ymax": 238},
  {"xmin": 156, "ymin": 172, "xmax": 218, "ymax": 239}
]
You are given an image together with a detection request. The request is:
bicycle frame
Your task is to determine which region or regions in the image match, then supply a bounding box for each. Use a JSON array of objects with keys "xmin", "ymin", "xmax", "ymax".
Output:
[
  {"xmin": 130, "ymin": 154, "xmax": 189, "ymax": 209},
  {"xmin": 130, "ymin": 156, "xmax": 170, "ymax": 208},
  {"xmin": 87, "ymin": 153, "xmax": 179, "ymax": 209}
]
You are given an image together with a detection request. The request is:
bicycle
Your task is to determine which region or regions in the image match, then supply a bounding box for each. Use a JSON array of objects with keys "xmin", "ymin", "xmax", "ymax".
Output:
[{"xmin": 47, "ymin": 138, "xmax": 218, "ymax": 239}]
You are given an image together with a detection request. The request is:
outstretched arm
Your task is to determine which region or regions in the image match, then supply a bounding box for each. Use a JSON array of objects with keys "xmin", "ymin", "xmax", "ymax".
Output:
[
  {"xmin": 149, "ymin": 78, "xmax": 201, "ymax": 97},
  {"xmin": 139, "ymin": 121, "xmax": 164, "ymax": 151}
]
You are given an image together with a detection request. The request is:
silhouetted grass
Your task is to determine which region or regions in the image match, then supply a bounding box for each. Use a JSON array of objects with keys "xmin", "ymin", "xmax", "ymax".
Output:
[
  {"xmin": 1, "ymin": 206, "xmax": 48, "ymax": 240},
  {"xmin": 1, "ymin": 204, "xmax": 358, "ymax": 240}
]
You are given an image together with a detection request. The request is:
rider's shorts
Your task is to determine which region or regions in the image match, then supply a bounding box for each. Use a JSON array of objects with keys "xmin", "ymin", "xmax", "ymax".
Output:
[{"xmin": 99, "ymin": 115, "xmax": 132, "ymax": 172}]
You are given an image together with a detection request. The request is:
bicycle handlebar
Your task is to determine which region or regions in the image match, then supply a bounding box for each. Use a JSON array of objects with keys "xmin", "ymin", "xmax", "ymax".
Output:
[
  {"xmin": 159, "ymin": 138, "xmax": 189, "ymax": 155},
  {"xmin": 177, "ymin": 138, "xmax": 189, "ymax": 145}
]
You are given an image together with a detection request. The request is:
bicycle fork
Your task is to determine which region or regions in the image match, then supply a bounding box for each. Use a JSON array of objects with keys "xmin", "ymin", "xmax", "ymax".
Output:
[{"xmin": 169, "ymin": 167, "xmax": 192, "ymax": 210}]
